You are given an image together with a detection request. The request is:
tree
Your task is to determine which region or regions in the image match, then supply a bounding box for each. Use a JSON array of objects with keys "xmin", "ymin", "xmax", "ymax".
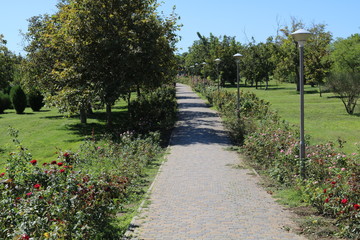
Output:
[
  {"xmin": 326, "ymin": 72, "xmax": 360, "ymax": 114},
  {"xmin": 304, "ymin": 23, "xmax": 332, "ymax": 96},
  {"xmin": 0, "ymin": 35, "xmax": 16, "ymax": 91},
  {"xmin": 10, "ymin": 86, "xmax": 27, "ymax": 114},
  {"xmin": 24, "ymin": 0, "xmax": 180, "ymax": 125},
  {"xmin": 242, "ymin": 38, "xmax": 275, "ymax": 89},
  {"xmin": 330, "ymin": 34, "xmax": 360, "ymax": 73},
  {"xmin": 273, "ymin": 18, "xmax": 332, "ymax": 92},
  {"xmin": 184, "ymin": 33, "xmax": 243, "ymax": 85}
]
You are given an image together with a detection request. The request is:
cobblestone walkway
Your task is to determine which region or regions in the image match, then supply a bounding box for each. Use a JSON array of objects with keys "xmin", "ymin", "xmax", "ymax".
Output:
[{"xmin": 127, "ymin": 84, "xmax": 306, "ymax": 240}]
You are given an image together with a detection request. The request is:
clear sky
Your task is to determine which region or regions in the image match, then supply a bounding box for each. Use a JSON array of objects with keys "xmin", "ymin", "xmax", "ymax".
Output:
[{"xmin": 1, "ymin": 0, "xmax": 359, "ymax": 55}]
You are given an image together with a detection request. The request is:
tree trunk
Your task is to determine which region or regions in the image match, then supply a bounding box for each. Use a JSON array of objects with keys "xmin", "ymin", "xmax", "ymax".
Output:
[
  {"xmin": 106, "ymin": 103, "xmax": 112, "ymax": 126},
  {"xmin": 137, "ymin": 85, "xmax": 141, "ymax": 98},
  {"xmin": 265, "ymin": 77, "xmax": 269, "ymax": 90},
  {"xmin": 80, "ymin": 107, "xmax": 87, "ymax": 124},
  {"xmin": 318, "ymin": 84, "xmax": 322, "ymax": 97}
]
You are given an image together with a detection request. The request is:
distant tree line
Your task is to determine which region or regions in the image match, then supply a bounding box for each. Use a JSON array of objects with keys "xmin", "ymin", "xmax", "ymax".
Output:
[{"xmin": 180, "ymin": 18, "xmax": 360, "ymax": 114}]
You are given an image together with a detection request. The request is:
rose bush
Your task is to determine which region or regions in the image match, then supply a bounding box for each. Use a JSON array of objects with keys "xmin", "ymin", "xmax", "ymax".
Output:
[
  {"xmin": 0, "ymin": 128, "xmax": 162, "ymax": 239},
  {"xmin": 189, "ymin": 78, "xmax": 360, "ymax": 238}
]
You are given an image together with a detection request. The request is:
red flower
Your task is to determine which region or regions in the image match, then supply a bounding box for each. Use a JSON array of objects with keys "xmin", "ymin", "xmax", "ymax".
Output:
[
  {"xmin": 354, "ymin": 204, "xmax": 360, "ymax": 210},
  {"xmin": 341, "ymin": 198, "xmax": 348, "ymax": 204},
  {"xmin": 323, "ymin": 189, "xmax": 327, "ymax": 193},
  {"xmin": 325, "ymin": 198, "xmax": 330, "ymax": 203},
  {"xmin": 331, "ymin": 181, "xmax": 336, "ymax": 185},
  {"xmin": 21, "ymin": 234, "xmax": 30, "ymax": 240},
  {"xmin": 42, "ymin": 162, "xmax": 48, "ymax": 166},
  {"xmin": 51, "ymin": 160, "xmax": 57, "ymax": 165},
  {"xmin": 63, "ymin": 152, "xmax": 70, "ymax": 158},
  {"xmin": 0, "ymin": 172, "xmax": 5, "ymax": 177},
  {"xmin": 34, "ymin": 184, "xmax": 41, "ymax": 189},
  {"xmin": 59, "ymin": 169, "xmax": 65, "ymax": 173},
  {"xmin": 57, "ymin": 162, "xmax": 63, "ymax": 167},
  {"xmin": 26, "ymin": 192, "xmax": 32, "ymax": 196},
  {"xmin": 30, "ymin": 159, "xmax": 37, "ymax": 165}
]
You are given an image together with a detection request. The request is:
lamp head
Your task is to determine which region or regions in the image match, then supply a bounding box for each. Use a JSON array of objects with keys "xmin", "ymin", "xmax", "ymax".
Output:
[
  {"xmin": 214, "ymin": 58, "xmax": 221, "ymax": 65},
  {"xmin": 233, "ymin": 53, "xmax": 242, "ymax": 63},
  {"xmin": 291, "ymin": 29, "xmax": 312, "ymax": 47}
]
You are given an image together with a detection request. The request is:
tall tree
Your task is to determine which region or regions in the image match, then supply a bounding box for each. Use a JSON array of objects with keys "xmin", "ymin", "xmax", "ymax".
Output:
[
  {"xmin": 330, "ymin": 33, "xmax": 360, "ymax": 73},
  {"xmin": 24, "ymin": 0, "xmax": 179, "ymax": 125},
  {"xmin": 0, "ymin": 35, "xmax": 16, "ymax": 92},
  {"xmin": 304, "ymin": 23, "xmax": 332, "ymax": 96}
]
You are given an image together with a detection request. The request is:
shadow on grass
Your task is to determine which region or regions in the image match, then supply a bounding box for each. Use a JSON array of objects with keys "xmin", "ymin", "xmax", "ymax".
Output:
[{"xmin": 65, "ymin": 111, "xmax": 130, "ymax": 139}]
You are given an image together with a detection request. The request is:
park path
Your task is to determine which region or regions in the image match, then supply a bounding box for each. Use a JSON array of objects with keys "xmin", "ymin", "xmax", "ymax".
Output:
[{"xmin": 126, "ymin": 83, "xmax": 306, "ymax": 240}]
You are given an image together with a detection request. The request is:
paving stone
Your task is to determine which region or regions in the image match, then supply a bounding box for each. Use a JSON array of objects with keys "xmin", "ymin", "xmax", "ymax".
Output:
[{"xmin": 127, "ymin": 84, "xmax": 306, "ymax": 240}]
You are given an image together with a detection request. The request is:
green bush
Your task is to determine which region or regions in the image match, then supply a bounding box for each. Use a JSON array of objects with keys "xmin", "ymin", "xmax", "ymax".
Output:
[
  {"xmin": 27, "ymin": 91, "xmax": 44, "ymax": 111},
  {"xmin": 0, "ymin": 91, "xmax": 11, "ymax": 113},
  {"xmin": 129, "ymin": 85, "xmax": 177, "ymax": 134},
  {"xmin": 10, "ymin": 85, "xmax": 27, "ymax": 114},
  {"xmin": 0, "ymin": 128, "xmax": 163, "ymax": 239}
]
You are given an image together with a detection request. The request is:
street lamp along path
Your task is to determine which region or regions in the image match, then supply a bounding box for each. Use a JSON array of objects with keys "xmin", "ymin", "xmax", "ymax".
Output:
[
  {"xmin": 233, "ymin": 53, "xmax": 242, "ymax": 118},
  {"xmin": 291, "ymin": 29, "xmax": 312, "ymax": 179}
]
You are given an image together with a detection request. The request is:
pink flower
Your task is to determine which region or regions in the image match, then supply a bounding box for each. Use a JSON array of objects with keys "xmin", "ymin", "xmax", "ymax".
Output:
[
  {"xmin": 59, "ymin": 169, "xmax": 65, "ymax": 173},
  {"xmin": 26, "ymin": 192, "xmax": 32, "ymax": 196},
  {"xmin": 0, "ymin": 172, "xmax": 5, "ymax": 177},
  {"xmin": 354, "ymin": 204, "xmax": 360, "ymax": 210},
  {"xmin": 341, "ymin": 199, "xmax": 348, "ymax": 204},
  {"xmin": 34, "ymin": 184, "xmax": 41, "ymax": 189},
  {"xmin": 341, "ymin": 168, "xmax": 346, "ymax": 171}
]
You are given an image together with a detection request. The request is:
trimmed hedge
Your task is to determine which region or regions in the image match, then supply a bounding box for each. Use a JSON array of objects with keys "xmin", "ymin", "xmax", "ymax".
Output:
[
  {"xmin": 0, "ymin": 91, "xmax": 11, "ymax": 113},
  {"xmin": 28, "ymin": 91, "xmax": 44, "ymax": 112},
  {"xmin": 10, "ymin": 86, "xmax": 27, "ymax": 114}
]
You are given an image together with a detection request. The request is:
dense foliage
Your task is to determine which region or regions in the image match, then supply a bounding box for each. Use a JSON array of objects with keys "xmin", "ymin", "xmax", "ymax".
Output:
[
  {"xmin": 0, "ymin": 125, "xmax": 163, "ymax": 239},
  {"xmin": 10, "ymin": 86, "xmax": 27, "ymax": 114},
  {"xmin": 0, "ymin": 91, "xmax": 11, "ymax": 113},
  {"xmin": 24, "ymin": 0, "xmax": 180, "ymax": 124},
  {"xmin": 27, "ymin": 90, "xmax": 44, "ymax": 112},
  {"xmin": 129, "ymin": 86, "xmax": 177, "ymax": 134}
]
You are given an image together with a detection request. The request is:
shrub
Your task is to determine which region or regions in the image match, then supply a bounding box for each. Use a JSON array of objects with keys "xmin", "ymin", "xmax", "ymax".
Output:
[
  {"xmin": 27, "ymin": 91, "xmax": 44, "ymax": 111},
  {"xmin": 0, "ymin": 91, "xmax": 11, "ymax": 113},
  {"xmin": 0, "ymin": 128, "xmax": 129, "ymax": 239},
  {"xmin": 189, "ymin": 77, "xmax": 359, "ymax": 237},
  {"xmin": 10, "ymin": 85, "xmax": 27, "ymax": 114},
  {"xmin": 129, "ymin": 85, "xmax": 177, "ymax": 134},
  {"xmin": 0, "ymin": 127, "xmax": 164, "ymax": 239}
]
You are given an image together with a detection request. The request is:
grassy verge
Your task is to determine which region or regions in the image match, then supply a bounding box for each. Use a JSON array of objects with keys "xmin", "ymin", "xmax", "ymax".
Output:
[{"xmin": 224, "ymin": 82, "xmax": 360, "ymax": 154}]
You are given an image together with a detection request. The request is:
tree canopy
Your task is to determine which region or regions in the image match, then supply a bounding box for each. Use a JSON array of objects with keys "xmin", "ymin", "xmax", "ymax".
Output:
[{"xmin": 24, "ymin": 0, "xmax": 180, "ymax": 124}]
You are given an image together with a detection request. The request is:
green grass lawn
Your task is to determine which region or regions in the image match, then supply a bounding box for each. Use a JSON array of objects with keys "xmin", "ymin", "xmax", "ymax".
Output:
[
  {"xmin": 225, "ymin": 81, "xmax": 360, "ymax": 154},
  {"xmin": 0, "ymin": 100, "xmax": 129, "ymax": 169}
]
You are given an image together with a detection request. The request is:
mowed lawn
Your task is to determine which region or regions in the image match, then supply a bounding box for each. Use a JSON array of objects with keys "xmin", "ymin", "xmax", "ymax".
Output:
[
  {"xmin": 0, "ymin": 100, "xmax": 129, "ymax": 169},
  {"xmin": 227, "ymin": 82, "xmax": 360, "ymax": 154}
]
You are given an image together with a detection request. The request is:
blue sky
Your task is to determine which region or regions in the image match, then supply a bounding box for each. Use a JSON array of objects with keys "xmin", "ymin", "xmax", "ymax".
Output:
[{"xmin": 1, "ymin": 0, "xmax": 359, "ymax": 55}]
